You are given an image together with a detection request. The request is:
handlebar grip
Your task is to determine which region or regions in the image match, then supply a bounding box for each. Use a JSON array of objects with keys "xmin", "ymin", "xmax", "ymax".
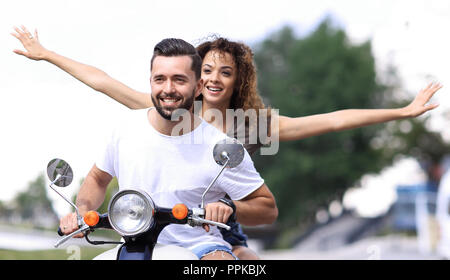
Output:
[
  {"xmin": 193, "ymin": 217, "xmax": 231, "ymax": 231},
  {"xmin": 57, "ymin": 227, "xmax": 64, "ymax": 236}
]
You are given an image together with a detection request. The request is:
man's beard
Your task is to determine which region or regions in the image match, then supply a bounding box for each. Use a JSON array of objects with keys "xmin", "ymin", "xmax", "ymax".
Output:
[{"xmin": 151, "ymin": 90, "xmax": 195, "ymax": 121}]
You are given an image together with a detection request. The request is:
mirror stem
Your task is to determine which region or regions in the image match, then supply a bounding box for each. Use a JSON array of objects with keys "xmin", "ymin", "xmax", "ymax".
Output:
[
  {"xmin": 201, "ymin": 156, "xmax": 230, "ymax": 209},
  {"xmin": 49, "ymin": 176, "xmax": 81, "ymax": 223}
]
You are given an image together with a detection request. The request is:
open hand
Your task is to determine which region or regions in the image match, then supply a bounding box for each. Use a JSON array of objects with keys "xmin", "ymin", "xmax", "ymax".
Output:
[
  {"xmin": 406, "ymin": 82, "xmax": 443, "ymax": 117},
  {"xmin": 11, "ymin": 25, "xmax": 48, "ymax": 60}
]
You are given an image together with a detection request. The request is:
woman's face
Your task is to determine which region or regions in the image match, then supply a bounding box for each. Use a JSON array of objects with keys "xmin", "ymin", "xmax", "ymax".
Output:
[{"xmin": 200, "ymin": 50, "xmax": 237, "ymax": 107}]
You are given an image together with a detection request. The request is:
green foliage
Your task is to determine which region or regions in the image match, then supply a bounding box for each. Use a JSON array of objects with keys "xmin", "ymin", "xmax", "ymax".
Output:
[
  {"xmin": 252, "ymin": 20, "xmax": 396, "ymax": 228},
  {"xmin": 0, "ymin": 247, "xmax": 111, "ymax": 260},
  {"xmin": 72, "ymin": 177, "xmax": 119, "ymax": 214},
  {"xmin": 98, "ymin": 177, "xmax": 119, "ymax": 214},
  {"xmin": 374, "ymin": 111, "xmax": 450, "ymax": 181},
  {"xmin": 13, "ymin": 173, "xmax": 57, "ymax": 222}
]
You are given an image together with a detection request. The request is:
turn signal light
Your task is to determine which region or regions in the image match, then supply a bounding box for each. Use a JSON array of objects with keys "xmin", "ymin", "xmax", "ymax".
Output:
[
  {"xmin": 172, "ymin": 204, "xmax": 188, "ymax": 220},
  {"xmin": 84, "ymin": 211, "xmax": 100, "ymax": 226}
]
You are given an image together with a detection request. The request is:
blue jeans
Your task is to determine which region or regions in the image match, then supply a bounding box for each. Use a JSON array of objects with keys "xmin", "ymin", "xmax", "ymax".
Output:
[
  {"xmin": 220, "ymin": 220, "xmax": 249, "ymax": 247},
  {"xmin": 191, "ymin": 244, "xmax": 238, "ymax": 259}
]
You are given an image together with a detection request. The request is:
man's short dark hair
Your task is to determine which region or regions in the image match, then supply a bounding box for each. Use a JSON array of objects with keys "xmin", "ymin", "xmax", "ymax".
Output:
[{"xmin": 151, "ymin": 38, "xmax": 202, "ymax": 80}]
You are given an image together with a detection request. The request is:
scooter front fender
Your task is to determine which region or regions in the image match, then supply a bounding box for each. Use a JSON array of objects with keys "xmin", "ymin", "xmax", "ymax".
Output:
[{"xmin": 93, "ymin": 243, "xmax": 198, "ymax": 260}]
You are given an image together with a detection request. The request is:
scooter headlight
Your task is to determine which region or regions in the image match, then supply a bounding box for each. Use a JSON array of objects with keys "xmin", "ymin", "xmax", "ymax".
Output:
[{"xmin": 108, "ymin": 189, "xmax": 155, "ymax": 237}]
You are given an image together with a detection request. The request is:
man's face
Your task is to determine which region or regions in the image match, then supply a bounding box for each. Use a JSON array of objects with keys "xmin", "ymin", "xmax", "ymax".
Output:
[{"xmin": 150, "ymin": 56, "xmax": 201, "ymax": 120}]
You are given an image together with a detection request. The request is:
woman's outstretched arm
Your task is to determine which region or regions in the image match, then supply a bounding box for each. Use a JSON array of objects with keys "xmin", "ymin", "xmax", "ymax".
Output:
[
  {"xmin": 276, "ymin": 82, "xmax": 443, "ymax": 142},
  {"xmin": 11, "ymin": 26, "xmax": 152, "ymax": 109}
]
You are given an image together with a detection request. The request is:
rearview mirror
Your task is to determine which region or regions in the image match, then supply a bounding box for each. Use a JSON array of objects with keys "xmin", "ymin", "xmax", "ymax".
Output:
[
  {"xmin": 46, "ymin": 158, "xmax": 73, "ymax": 187},
  {"xmin": 213, "ymin": 138, "xmax": 244, "ymax": 168}
]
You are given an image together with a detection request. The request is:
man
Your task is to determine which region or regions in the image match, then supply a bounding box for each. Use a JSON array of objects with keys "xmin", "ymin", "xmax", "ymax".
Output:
[{"xmin": 59, "ymin": 38, "xmax": 278, "ymax": 260}]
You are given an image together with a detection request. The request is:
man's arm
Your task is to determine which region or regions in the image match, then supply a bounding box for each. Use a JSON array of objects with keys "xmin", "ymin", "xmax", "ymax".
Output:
[
  {"xmin": 234, "ymin": 183, "xmax": 278, "ymax": 226},
  {"xmin": 59, "ymin": 164, "xmax": 112, "ymax": 236},
  {"xmin": 76, "ymin": 164, "xmax": 113, "ymax": 213},
  {"xmin": 204, "ymin": 183, "xmax": 278, "ymax": 230}
]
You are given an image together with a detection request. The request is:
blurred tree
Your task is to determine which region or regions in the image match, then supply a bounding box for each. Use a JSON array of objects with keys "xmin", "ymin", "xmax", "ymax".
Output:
[
  {"xmin": 252, "ymin": 19, "xmax": 409, "ymax": 232},
  {"xmin": 98, "ymin": 177, "xmax": 119, "ymax": 214},
  {"xmin": 72, "ymin": 177, "xmax": 119, "ymax": 214},
  {"xmin": 374, "ymin": 110, "xmax": 450, "ymax": 187},
  {"xmin": 0, "ymin": 200, "xmax": 12, "ymax": 220},
  {"xmin": 70, "ymin": 177, "xmax": 120, "ymax": 239},
  {"xmin": 12, "ymin": 173, "xmax": 58, "ymax": 227}
]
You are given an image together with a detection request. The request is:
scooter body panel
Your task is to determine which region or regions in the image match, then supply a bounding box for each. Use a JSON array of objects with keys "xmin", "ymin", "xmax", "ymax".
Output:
[{"xmin": 93, "ymin": 243, "xmax": 198, "ymax": 260}]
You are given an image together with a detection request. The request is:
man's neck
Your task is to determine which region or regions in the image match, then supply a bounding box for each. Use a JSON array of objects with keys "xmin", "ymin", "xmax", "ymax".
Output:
[{"xmin": 147, "ymin": 108, "xmax": 201, "ymax": 136}]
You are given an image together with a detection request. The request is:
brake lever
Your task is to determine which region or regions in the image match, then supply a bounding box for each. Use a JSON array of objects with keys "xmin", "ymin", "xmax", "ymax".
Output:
[
  {"xmin": 191, "ymin": 216, "xmax": 231, "ymax": 231},
  {"xmin": 54, "ymin": 224, "xmax": 90, "ymax": 248}
]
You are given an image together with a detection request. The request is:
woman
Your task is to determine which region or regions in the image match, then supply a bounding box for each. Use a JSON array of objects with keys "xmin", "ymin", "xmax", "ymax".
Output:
[{"xmin": 11, "ymin": 26, "xmax": 443, "ymax": 259}]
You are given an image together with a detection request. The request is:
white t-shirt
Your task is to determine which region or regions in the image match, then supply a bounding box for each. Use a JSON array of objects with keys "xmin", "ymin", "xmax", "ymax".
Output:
[{"xmin": 96, "ymin": 108, "xmax": 264, "ymax": 251}]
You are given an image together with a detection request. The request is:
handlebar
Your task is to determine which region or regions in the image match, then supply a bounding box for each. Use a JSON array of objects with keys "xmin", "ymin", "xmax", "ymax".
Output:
[
  {"xmin": 55, "ymin": 213, "xmax": 112, "ymax": 248},
  {"xmin": 187, "ymin": 207, "xmax": 231, "ymax": 231},
  {"xmin": 55, "ymin": 207, "xmax": 231, "ymax": 248},
  {"xmin": 192, "ymin": 216, "xmax": 231, "ymax": 231},
  {"xmin": 54, "ymin": 224, "xmax": 90, "ymax": 248}
]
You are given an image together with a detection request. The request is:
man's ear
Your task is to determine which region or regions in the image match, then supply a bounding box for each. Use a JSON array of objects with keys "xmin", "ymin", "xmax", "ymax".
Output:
[{"xmin": 195, "ymin": 78, "xmax": 204, "ymax": 98}]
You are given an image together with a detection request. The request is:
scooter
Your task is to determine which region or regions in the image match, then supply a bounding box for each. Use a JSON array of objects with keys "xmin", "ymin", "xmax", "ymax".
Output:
[{"xmin": 46, "ymin": 138, "xmax": 245, "ymax": 260}]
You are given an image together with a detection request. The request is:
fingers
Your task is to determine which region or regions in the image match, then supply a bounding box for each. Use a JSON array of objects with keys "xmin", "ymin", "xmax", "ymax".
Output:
[
  {"xmin": 423, "ymin": 82, "xmax": 433, "ymax": 91},
  {"xmin": 426, "ymin": 82, "xmax": 443, "ymax": 101},
  {"xmin": 10, "ymin": 31, "xmax": 19, "ymax": 39},
  {"xmin": 13, "ymin": 26, "xmax": 27, "ymax": 40},
  {"xmin": 13, "ymin": 26, "xmax": 24, "ymax": 36},
  {"xmin": 433, "ymin": 82, "xmax": 443, "ymax": 91},
  {"xmin": 204, "ymin": 202, "xmax": 233, "ymax": 228},
  {"xmin": 423, "ymin": 81, "xmax": 443, "ymax": 94},
  {"xmin": 429, "ymin": 81, "xmax": 443, "ymax": 91},
  {"xmin": 21, "ymin": 25, "xmax": 35, "ymax": 40},
  {"xmin": 12, "ymin": 49, "xmax": 25, "ymax": 56},
  {"xmin": 59, "ymin": 213, "xmax": 80, "ymax": 236},
  {"xmin": 21, "ymin": 25, "xmax": 31, "ymax": 35},
  {"xmin": 412, "ymin": 82, "xmax": 443, "ymax": 115},
  {"xmin": 425, "ymin": 103, "xmax": 440, "ymax": 111},
  {"xmin": 11, "ymin": 27, "xmax": 24, "ymax": 43},
  {"xmin": 11, "ymin": 25, "xmax": 46, "ymax": 60},
  {"xmin": 417, "ymin": 81, "xmax": 443, "ymax": 104},
  {"xmin": 11, "ymin": 25, "xmax": 37, "ymax": 42},
  {"xmin": 203, "ymin": 224, "xmax": 210, "ymax": 232}
]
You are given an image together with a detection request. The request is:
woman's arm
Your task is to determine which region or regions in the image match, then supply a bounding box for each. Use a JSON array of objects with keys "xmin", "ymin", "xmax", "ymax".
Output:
[
  {"xmin": 11, "ymin": 26, "xmax": 152, "ymax": 110},
  {"xmin": 277, "ymin": 82, "xmax": 443, "ymax": 142}
]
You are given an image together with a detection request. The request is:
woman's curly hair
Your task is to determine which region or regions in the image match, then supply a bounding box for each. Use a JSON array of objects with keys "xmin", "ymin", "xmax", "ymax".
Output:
[
  {"xmin": 196, "ymin": 37, "xmax": 267, "ymax": 113},
  {"xmin": 196, "ymin": 37, "xmax": 272, "ymax": 153}
]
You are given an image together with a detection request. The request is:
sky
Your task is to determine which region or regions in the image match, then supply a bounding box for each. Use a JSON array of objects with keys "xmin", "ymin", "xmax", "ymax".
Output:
[{"xmin": 1, "ymin": 0, "xmax": 449, "ymax": 216}]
